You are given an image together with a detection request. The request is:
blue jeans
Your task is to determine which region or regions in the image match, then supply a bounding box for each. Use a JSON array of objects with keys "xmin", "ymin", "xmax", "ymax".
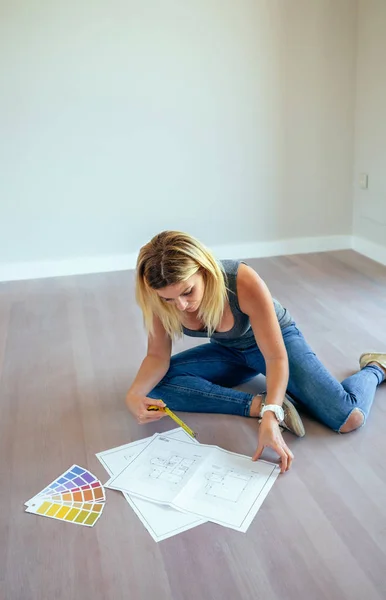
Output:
[{"xmin": 148, "ymin": 322, "xmax": 385, "ymax": 432}]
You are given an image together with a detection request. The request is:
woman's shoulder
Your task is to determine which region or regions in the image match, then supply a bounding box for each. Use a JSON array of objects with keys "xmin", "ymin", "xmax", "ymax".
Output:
[
  {"xmin": 220, "ymin": 258, "xmax": 245, "ymax": 273},
  {"xmin": 220, "ymin": 260, "xmax": 257, "ymax": 286},
  {"xmin": 220, "ymin": 260, "xmax": 258, "ymax": 312},
  {"xmin": 235, "ymin": 263, "xmax": 268, "ymax": 313}
]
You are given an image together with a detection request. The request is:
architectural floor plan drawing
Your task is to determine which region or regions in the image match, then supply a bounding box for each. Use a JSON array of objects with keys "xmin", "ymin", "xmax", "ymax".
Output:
[
  {"xmin": 204, "ymin": 469, "xmax": 253, "ymax": 502},
  {"xmin": 96, "ymin": 429, "xmax": 206, "ymax": 542},
  {"xmin": 149, "ymin": 455, "xmax": 196, "ymax": 484},
  {"xmin": 106, "ymin": 436, "xmax": 280, "ymax": 533}
]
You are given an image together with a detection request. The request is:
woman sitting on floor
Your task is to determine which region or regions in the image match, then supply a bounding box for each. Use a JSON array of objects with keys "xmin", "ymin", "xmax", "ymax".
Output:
[{"xmin": 126, "ymin": 231, "xmax": 386, "ymax": 472}]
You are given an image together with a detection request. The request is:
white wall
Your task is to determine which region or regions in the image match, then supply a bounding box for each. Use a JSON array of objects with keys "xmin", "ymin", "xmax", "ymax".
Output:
[
  {"xmin": 0, "ymin": 1, "xmax": 356, "ymax": 275},
  {"xmin": 352, "ymin": 0, "xmax": 386, "ymax": 254}
]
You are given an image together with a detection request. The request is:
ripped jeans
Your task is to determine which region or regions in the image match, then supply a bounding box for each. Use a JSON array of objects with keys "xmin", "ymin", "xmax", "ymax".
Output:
[{"xmin": 148, "ymin": 322, "xmax": 385, "ymax": 431}]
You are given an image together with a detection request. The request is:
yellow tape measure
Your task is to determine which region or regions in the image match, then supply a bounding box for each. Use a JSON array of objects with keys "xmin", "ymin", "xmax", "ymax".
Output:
[{"xmin": 148, "ymin": 405, "xmax": 197, "ymax": 439}]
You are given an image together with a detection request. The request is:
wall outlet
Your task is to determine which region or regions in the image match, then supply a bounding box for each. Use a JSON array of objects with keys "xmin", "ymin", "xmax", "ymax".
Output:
[{"xmin": 359, "ymin": 173, "xmax": 368, "ymax": 189}]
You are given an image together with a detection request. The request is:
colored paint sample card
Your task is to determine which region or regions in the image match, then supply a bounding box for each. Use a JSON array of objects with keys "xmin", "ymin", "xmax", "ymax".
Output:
[
  {"xmin": 25, "ymin": 499, "xmax": 104, "ymax": 527},
  {"xmin": 25, "ymin": 465, "xmax": 105, "ymax": 506},
  {"xmin": 96, "ymin": 428, "xmax": 206, "ymax": 542},
  {"xmin": 25, "ymin": 465, "xmax": 106, "ymax": 527}
]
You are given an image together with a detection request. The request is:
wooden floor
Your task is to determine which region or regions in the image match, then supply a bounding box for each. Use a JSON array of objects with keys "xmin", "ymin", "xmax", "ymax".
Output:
[{"xmin": 1, "ymin": 250, "xmax": 386, "ymax": 600}]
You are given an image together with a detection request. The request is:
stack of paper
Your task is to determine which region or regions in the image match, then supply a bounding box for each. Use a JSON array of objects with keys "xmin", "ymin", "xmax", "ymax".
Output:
[
  {"xmin": 96, "ymin": 429, "xmax": 205, "ymax": 542},
  {"xmin": 96, "ymin": 429, "xmax": 279, "ymax": 542}
]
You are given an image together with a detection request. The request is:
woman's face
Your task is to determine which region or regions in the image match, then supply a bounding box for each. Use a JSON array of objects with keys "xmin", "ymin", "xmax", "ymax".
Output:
[{"xmin": 155, "ymin": 272, "xmax": 205, "ymax": 313}]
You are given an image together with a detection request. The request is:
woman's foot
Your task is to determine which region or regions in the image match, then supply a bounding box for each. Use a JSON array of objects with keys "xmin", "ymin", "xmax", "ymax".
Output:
[
  {"xmin": 359, "ymin": 352, "xmax": 386, "ymax": 376},
  {"xmin": 281, "ymin": 395, "xmax": 306, "ymax": 437},
  {"xmin": 250, "ymin": 393, "xmax": 306, "ymax": 437}
]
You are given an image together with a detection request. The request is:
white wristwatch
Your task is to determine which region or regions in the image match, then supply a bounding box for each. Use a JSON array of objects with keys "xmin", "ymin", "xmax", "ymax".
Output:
[{"xmin": 260, "ymin": 404, "xmax": 284, "ymax": 423}]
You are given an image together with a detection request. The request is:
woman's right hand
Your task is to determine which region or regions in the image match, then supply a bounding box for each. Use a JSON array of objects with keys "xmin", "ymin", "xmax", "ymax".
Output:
[{"xmin": 126, "ymin": 393, "xmax": 167, "ymax": 424}]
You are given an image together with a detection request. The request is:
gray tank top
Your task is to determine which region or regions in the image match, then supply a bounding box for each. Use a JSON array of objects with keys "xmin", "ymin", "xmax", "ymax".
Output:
[{"xmin": 182, "ymin": 259, "xmax": 292, "ymax": 349}]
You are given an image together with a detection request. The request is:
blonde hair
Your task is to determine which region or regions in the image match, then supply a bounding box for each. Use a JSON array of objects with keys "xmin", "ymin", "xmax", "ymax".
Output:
[{"xmin": 136, "ymin": 231, "xmax": 227, "ymax": 339}]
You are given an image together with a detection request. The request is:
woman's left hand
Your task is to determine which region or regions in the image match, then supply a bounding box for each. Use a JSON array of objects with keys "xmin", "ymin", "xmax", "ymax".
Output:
[{"xmin": 252, "ymin": 413, "xmax": 294, "ymax": 473}]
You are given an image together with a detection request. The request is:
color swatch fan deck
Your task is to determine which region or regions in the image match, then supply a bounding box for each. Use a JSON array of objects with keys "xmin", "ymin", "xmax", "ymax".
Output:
[{"xmin": 25, "ymin": 465, "xmax": 105, "ymax": 527}]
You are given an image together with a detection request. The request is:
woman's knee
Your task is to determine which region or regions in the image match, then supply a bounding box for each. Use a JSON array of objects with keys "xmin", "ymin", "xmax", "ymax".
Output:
[{"xmin": 339, "ymin": 408, "xmax": 365, "ymax": 433}]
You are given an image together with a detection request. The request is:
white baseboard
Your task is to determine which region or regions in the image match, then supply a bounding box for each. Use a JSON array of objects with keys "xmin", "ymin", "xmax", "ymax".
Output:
[
  {"xmin": 0, "ymin": 235, "xmax": 355, "ymax": 283},
  {"xmin": 352, "ymin": 236, "xmax": 386, "ymax": 266},
  {"xmin": 1, "ymin": 234, "xmax": 383, "ymax": 283},
  {"xmin": 211, "ymin": 235, "xmax": 352, "ymax": 261},
  {"xmin": 0, "ymin": 253, "xmax": 139, "ymax": 283}
]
